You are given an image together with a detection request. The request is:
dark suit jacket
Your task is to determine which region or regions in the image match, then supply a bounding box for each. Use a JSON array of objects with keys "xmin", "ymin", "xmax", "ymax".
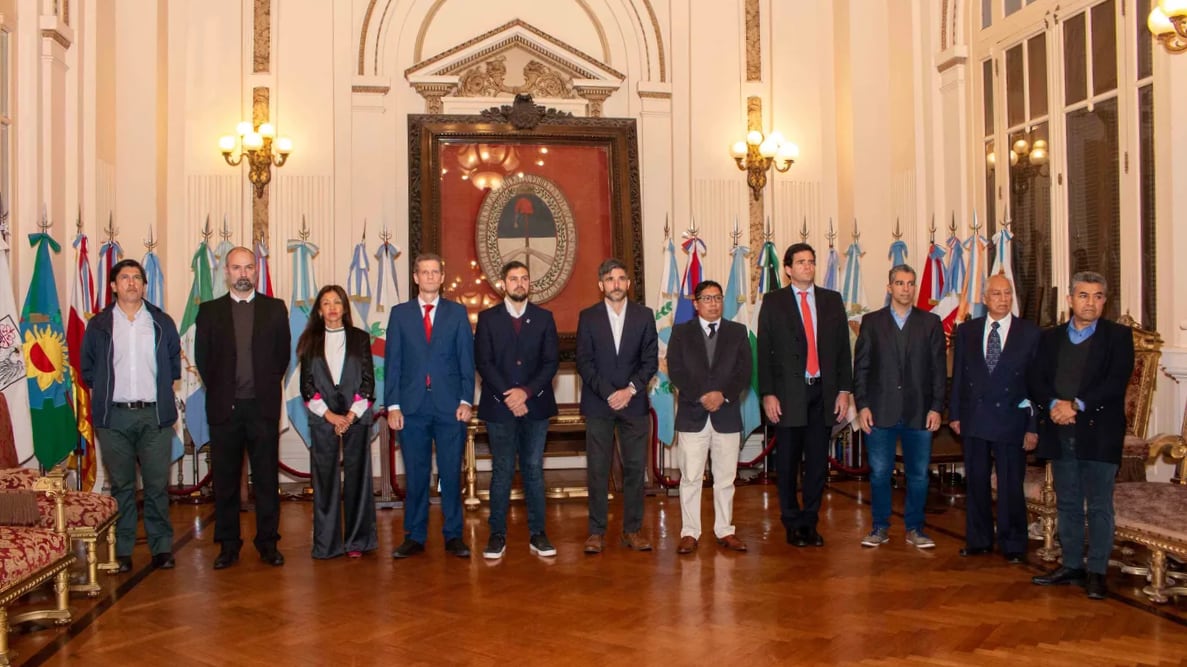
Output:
[
  {"xmin": 383, "ymin": 297, "xmax": 475, "ymax": 418},
  {"xmin": 853, "ymin": 306, "xmax": 946, "ymax": 430},
  {"xmin": 299, "ymin": 326, "xmax": 376, "ymax": 428},
  {"xmin": 474, "ymin": 302, "xmax": 559, "ymax": 423},
  {"xmin": 757, "ymin": 285, "xmax": 852, "ymax": 427},
  {"xmin": 949, "ymin": 315, "xmax": 1040, "ymax": 442},
  {"xmin": 575, "ymin": 300, "xmax": 658, "ymax": 419},
  {"xmin": 1028, "ymin": 319, "xmax": 1135, "ymax": 464},
  {"xmin": 194, "ymin": 293, "xmax": 290, "ymax": 425},
  {"xmin": 666, "ymin": 318, "xmax": 752, "ymax": 433}
]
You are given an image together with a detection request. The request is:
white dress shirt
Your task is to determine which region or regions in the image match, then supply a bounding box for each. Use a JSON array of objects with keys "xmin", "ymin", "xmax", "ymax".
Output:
[
  {"xmin": 605, "ymin": 300, "xmax": 626, "ymax": 354},
  {"xmin": 111, "ymin": 303, "xmax": 157, "ymax": 402},
  {"xmin": 307, "ymin": 328, "xmax": 369, "ymax": 419},
  {"xmin": 983, "ymin": 313, "xmax": 1013, "ymax": 356}
]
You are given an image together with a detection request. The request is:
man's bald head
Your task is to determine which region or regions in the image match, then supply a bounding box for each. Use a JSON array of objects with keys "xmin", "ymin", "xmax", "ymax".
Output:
[{"xmin": 224, "ymin": 246, "xmax": 258, "ymax": 297}]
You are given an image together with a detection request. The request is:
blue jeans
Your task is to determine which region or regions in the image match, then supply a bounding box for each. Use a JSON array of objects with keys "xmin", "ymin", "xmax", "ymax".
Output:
[
  {"xmin": 866, "ymin": 421, "xmax": 932, "ymax": 532},
  {"xmin": 486, "ymin": 418, "xmax": 550, "ymax": 536},
  {"xmin": 1052, "ymin": 437, "xmax": 1118, "ymax": 574}
]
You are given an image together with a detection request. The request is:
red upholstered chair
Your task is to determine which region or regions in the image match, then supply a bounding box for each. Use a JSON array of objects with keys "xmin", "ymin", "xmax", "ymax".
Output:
[
  {"xmin": 0, "ymin": 468, "xmax": 75, "ymax": 666},
  {"xmin": 0, "ymin": 468, "xmax": 118, "ymax": 597}
]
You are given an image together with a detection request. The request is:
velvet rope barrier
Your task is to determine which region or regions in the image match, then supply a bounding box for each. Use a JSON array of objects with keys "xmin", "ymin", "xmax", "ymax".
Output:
[
  {"xmin": 736, "ymin": 432, "xmax": 870, "ymax": 475},
  {"xmin": 649, "ymin": 409, "xmax": 680, "ymax": 489},
  {"xmin": 738, "ymin": 433, "xmax": 778, "ymax": 467},
  {"xmin": 387, "ymin": 426, "xmax": 405, "ymax": 500},
  {"xmin": 167, "ymin": 470, "xmax": 213, "ymax": 496}
]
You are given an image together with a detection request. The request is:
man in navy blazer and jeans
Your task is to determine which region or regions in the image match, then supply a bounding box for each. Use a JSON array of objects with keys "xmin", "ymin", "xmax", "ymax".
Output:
[
  {"xmin": 576, "ymin": 258, "xmax": 658, "ymax": 554},
  {"xmin": 475, "ymin": 261, "xmax": 560, "ymax": 559},
  {"xmin": 385, "ymin": 253, "xmax": 476, "ymax": 559},
  {"xmin": 949, "ymin": 273, "xmax": 1040, "ymax": 563}
]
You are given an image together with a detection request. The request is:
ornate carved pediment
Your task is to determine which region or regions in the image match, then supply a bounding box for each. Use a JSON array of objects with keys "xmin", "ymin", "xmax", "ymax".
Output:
[
  {"xmin": 479, "ymin": 94, "xmax": 573, "ymax": 130},
  {"xmin": 405, "ymin": 19, "xmax": 623, "ymax": 116}
]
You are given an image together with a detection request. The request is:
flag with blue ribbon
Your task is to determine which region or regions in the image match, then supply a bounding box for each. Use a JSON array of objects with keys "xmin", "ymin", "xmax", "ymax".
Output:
[
  {"xmin": 95, "ymin": 220, "xmax": 123, "ymax": 310},
  {"xmin": 347, "ymin": 228, "xmax": 372, "ymax": 325},
  {"xmin": 367, "ymin": 231, "xmax": 401, "ymax": 413},
  {"xmin": 917, "ymin": 235, "xmax": 946, "ymax": 310},
  {"xmin": 142, "ymin": 242, "xmax": 166, "ymax": 309},
  {"xmin": 179, "ymin": 239, "xmax": 214, "ymax": 449},
  {"xmin": 21, "ymin": 222, "xmax": 77, "ymax": 468},
  {"xmin": 823, "ymin": 243, "xmax": 841, "ymax": 292},
  {"xmin": 883, "ymin": 233, "xmax": 909, "ymax": 307},
  {"xmin": 650, "ymin": 230, "xmax": 680, "ymax": 447},
  {"xmin": 725, "ymin": 240, "xmax": 761, "ymax": 439},
  {"xmin": 283, "ymin": 230, "xmax": 319, "ymax": 447},
  {"xmin": 255, "ymin": 238, "xmax": 274, "ymax": 297},
  {"xmin": 211, "ymin": 216, "xmax": 236, "ymax": 300},
  {"xmin": 962, "ymin": 212, "xmax": 990, "ymax": 320},
  {"xmin": 841, "ymin": 232, "xmax": 863, "ymax": 311},
  {"xmin": 675, "ymin": 231, "xmax": 705, "ymax": 325},
  {"xmin": 990, "ymin": 225, "xmax": 1020, "ymax": 317}
]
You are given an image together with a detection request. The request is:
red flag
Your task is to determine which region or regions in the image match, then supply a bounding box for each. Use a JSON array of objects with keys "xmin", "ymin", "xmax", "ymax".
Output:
[{"xmin": 68, "ymin": 233, "xmax": 98, "ymax": 490}]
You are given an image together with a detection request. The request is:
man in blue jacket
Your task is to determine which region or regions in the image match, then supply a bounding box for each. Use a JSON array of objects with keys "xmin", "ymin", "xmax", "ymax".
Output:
[
  {"xmin": 475, "ymin": 261, "xmax": 559, "ymax": 559},
  {"xmin": 81, "ymin": 258, "xmax": 181, "ymax": 573}
]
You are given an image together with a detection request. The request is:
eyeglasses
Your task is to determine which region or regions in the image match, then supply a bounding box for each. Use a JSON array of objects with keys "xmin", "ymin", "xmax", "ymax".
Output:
[{"xmin": 696, "ymin": 295, "xmax": 723, "ymax": 303}]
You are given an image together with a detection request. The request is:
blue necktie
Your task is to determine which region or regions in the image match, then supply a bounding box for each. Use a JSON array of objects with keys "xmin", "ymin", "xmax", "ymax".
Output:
[{"xmin": 986, "ymin": 321, "xmax": 1001, "ymax": 373}]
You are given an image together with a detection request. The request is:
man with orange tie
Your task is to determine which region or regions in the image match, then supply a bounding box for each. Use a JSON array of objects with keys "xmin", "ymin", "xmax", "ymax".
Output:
[{"xmin": 758, "ymin": 243, "xmax": 853, "ymax": 547}]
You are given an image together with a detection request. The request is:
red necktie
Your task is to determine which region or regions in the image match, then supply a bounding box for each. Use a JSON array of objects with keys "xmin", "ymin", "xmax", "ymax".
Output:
[
  {"xmin": 800, "ymin": 290, "xmax": 819, "ymax": 376},
  {"xmin": 423, "ymin": 304, "xmax": 434, "ymax": 388}
]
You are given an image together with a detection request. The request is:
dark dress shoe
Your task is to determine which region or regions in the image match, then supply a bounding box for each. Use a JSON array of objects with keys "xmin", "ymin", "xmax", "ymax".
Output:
[
  {"xmin": 677, "ymin": 536, "xmax": 698, "ymax": 554},
  {"xmin": 790, "ymin": 527, "xmax": 810, "ymax": 548},
  {"xmin": 151, "ymin": 552, "xmax": 175, "ymax": 569},
  {"xmin": 806, "ymin": 530, "xmax": 825, "ymax": 547},
  {"xmin": 1004, "ymin": 552, "xmax": 1026, "ymax": 564},
  {"xmin": 213, "ymin": 549, "xmax": 240, "ymax": 570},
  {"xmin": 960, "ymin": 546, "xmax": 992, "ymax": 557},
  {"xmin": 444, "ymin": 538, "xmax": 471, "ymax": 558},
  {"xmin": 391, "ymin": 538, "xmax": 425, "ymax": 559},
  {"xmin": 1032, "ymin": 566, "xmax": 1086, "ymax": 586},
  {"xmin": 260, "ymin": 550, "xmax": 285, "ymax": 567},
  {"xmin": 1085, "ymin": 572, "xmax": 1108, "ymax": 599},
  {"xmin": 116, "ymin": 556, "xmax": 133, "ymax": 573}
]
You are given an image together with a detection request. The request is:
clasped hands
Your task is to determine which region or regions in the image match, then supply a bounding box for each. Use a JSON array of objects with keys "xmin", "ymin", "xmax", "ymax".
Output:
[
  {"xmin": 1049, "ymin": 399, "xmax": 1078, "ymax": 426},
  {"xmin": 325, "ymin": 411, "xmax": 356, "ymax": 437}
]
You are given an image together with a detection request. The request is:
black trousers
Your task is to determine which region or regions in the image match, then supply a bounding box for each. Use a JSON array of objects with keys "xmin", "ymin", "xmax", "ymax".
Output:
[
  {"xmin": 309, "ymin": 420, "xmax": 377, "ymax": 559},
  {"xmin": 774, "ymin": 381, "xmax": 828, "ymax": 532},
  {"xmin": 210, "ymin": 399, "xmax": 280, "ymax": 553},
  {"xmin": 963, "ymin": 434, "xmax": 1028, "ymax": 553},
  {"xmin": 585, "ymin": 414, "xmax": 649, "ymax": 535}
]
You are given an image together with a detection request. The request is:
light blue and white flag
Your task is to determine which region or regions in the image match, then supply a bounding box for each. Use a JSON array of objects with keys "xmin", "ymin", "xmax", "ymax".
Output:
[
  {"xmin": 211, "ymin": 215, "xmax": 236, "ymax": 300},
  {"xmin": 347, "ymin": 228, "xmax": 372, "ymax": 324},
  {"xmin": 990, "ymin": 225, "xmax": 1020, "ymax": 317},
  {"xmin": 142, "ymin": 240, "xmax": 165, "ymax": 309},
  {"xmin": 650, "ymin": 232, "xmax": 680, "ymax": 447},
  {"xmin": 883, "ymin": 236, "xmax": 909, "ymax": 307},
  {"xmin": 725, "ymin": 242, "xmax": 761, "ymax": 439},
  {"xmin": 841, "ymin": 228, "xmax": 863, "ymax": 311},
  {"xmin": 283, "ymin": 232, "xmax": 319, "ymax": 447}
]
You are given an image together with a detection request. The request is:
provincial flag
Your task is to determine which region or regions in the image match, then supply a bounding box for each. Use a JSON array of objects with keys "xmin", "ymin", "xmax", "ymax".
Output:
[
  {"xmin": 68, "ymin": 229, "xmax": 99, "ymax": 489},
  {"xmin": 724, "ymin": 241, "xmax": 761, "ymax": 438},
  {"xmin": 649, "ymin": 231, "xmax": 680, "ymax": 447},
  {"xmin": 179, "ymin": 240, "xmax": 214, "ymax": 448},
  {"xmin": 0, "ymin": 197, "xmax": 34, "ymax": 467},
  {"xmin": 21, "ymin": 225, "xmax": 77, "ymax": 468}
]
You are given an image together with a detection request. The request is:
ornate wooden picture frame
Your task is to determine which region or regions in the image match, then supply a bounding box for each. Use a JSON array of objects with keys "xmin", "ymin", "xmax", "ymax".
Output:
[{"xmin": 408, "ymin": 95, "xmax": 645, "ymax": 361}]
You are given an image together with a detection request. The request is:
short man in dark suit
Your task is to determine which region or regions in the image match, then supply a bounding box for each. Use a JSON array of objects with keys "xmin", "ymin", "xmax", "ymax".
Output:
[
  {"xmin": 385, "ymin": 253, "xmax": 476, "ymax": 559},
  {"xmin": 950, "ymin": 273, "xmax": 1040, "ymax": 563},
  {"xmin": 475, "ymin": 261, "xmax": 559, "ymax": 559},
  {"xmin": 195, "ymin": 246, "xmax": 291, "ymax": 569},
  {"xmin": 575, "ymin": 258, "xmax": 658, "ymax": 554},
  {"xmin": 667, "ymin": 280, "xmax": 752, "ymax": 554},
  {"xmin": 854, "ymin": 264, "xmax": 946, "ymax": 550},
  {"xmin": 758, "ymin": 243, "xmax": 853, "ymax": 548},
  {"xmin": 1029, "ymin": 271, "xmax": 1134, "ymax": 599}
]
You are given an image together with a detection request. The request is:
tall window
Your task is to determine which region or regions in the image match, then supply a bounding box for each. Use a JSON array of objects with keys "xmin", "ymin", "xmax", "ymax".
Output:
[{"xmin": 976, "ymin": 0, "xmax": 1154, "ymax": 326}]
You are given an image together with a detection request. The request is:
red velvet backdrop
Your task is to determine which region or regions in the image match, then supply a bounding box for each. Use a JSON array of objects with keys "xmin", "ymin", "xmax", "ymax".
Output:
[{"xmin": 438, "ymin": 142, "xmax": 613, "ymax": 332}]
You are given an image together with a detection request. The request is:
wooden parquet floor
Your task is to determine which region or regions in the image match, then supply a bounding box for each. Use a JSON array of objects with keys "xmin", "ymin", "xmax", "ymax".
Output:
[{"xmin": 7, "ymin": 480, "xmax": 1187, "ymax": 666}]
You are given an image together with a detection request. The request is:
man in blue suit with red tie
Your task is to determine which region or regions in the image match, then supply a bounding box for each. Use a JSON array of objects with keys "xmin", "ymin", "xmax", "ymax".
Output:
[
  {"xmin": 385, "ymin": 253, "xmax": 476, "ymax": 559},
  {"xmin": 949, "ymin": 273, "xmax": 1040, "ymax": 564},
  {"xmin": 475, "ymin": 261, "xmax": 559, "ymax": 560}
]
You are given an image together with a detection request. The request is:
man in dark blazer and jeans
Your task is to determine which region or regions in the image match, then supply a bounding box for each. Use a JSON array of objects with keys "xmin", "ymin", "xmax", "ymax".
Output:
[
  {"xmin": 667, "ymin": 280, "xmax": 752, "ymax": 554},
  {"xmin": 949, "ymin": 273, "xmax": 1040, "ymax": 563},
  {"xmin": 195, "ymin": 246, "xmax": 291, "ymax": 569},
  {"xmin": 576, "ymin": 258, "xmax": 657, "ymax": 554},
  {"xmin": 758, "ymin": 243, "xmax": 853, "ymax": 548},
  {"xmin": 1029, "ymin": 271, "xmax": 1133, "ymax": 599},
  {"xmin": 475, "ymin": 261, "xmax": 559, "ymax": 560},
  {"xmin": 854, "ymin": 264, "xmax": 946, "ymax": 550}
]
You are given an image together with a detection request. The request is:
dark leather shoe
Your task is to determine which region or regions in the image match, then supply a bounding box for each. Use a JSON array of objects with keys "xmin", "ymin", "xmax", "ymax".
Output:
[
  {"xmin": 213, "ymin": 549, "xmax": 239, "ymax": 570},
  {"xmin": 444, "ymin": 538, "xmax": 471, "ymax": 558},
  {"xmin": 583, "ymin": 534, "xmax": 605, "ymax": 554},
  {"xmin": 790, "ymin": 527, "xmax": 810, "ymax": 547},
  {"xmin": 151, "ymin": 552, "xmax": 175, "ymax": 569},
  {"xmin": 677, "ymin": 536, "xmax": 698, "ymax": 554},
  {"xmin": 806, "ymin": 530, "xmax": 825, "ymax": 547},
  {"xmin": 260, "ymin": 549, "xmax": 285, "ymax": 567},
  {"xmin": 1085, "ymin": 572, "xmax": 1108, "ymax": 599},
  {"xmin": 1032, "ymin": 566, "xmax": 1086, "ymax": 586},
  {"xmin": 1004, "ymin": 552, "xmax": 1026, "ymax": 564},
  {"xmin": 960, "ymin": 546, "xmax": 992, "ymax": 557},
  {"xmin": 116, "ymin": 556, "xmax": 133, "ymax": 573},
  {"xmin": 391, "ymin": 538, "xmax": 425, "ymax": 559},
  {"xmin": 717, "ymin": 534, "xmax": 748, "ymax": 552}
]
